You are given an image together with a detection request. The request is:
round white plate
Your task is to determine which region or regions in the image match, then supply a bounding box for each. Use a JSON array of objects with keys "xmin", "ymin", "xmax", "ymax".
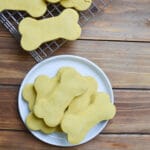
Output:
[{"xmin": 18, "ymin": 55, "xmax": 114, "ymax": 147}]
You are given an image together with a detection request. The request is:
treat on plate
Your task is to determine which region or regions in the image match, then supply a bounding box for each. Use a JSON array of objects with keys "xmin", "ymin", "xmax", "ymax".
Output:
[
  {"xmin": 67, "ymin": 76, "xmax": 98, "ymax": 113},
  {"xmin": 22, "ymin": 81, "xmax": 59, "ymax": 134},
  {"xmin": 60, "ymin": 0, "xmax": 92, "ymax": 11},
  {"xmin": 19, "ymin": 9, "xmax": 81, "ymax": 51},
  {"xmin": 61, "ymin": 92, "xmax": 116, "ymax": 144},
  {"xmin": 22, "ymin": 84, "xmax": 36, "ymax": 111},
  {"xmin": 0, "ymin": 0, "xmax": 47, "ymax": 17},
  {"xmin": 26, "ymin": 112, "xmax": 57, "ymax": 134},
  {"xmin": 33, "ymin": 74, "xmax": 60, "ymax": 109}
]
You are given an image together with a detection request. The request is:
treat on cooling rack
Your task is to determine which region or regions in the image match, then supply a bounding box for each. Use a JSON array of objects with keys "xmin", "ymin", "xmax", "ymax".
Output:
[
  {"xmin": 33, "ymin": 67, "xmax": 88, "ymax": 127},
  {"xmin": 61, "ymin": 92, "xmax": 116, "ymax": 144},
  {"xmin": 0, "ymin": 0, "xmax": 47, "ymax": 17},
  {"xmin": 19, "ymin": 8, "xmax": 81, "ymax": 51},
  {"xmin": 60, "ymin": 0, "xmax": 92, "ymax": 11},
  {"xmin": 22, "ymin": 82, "xmax": 60, "ymax": 134}
]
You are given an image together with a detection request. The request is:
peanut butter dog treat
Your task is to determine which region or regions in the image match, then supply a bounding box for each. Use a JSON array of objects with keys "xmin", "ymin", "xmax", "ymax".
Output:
[
  {"xmin": 26, "ymin": 112, "xmax": 57, "ymax": 134},
  {"xmin": 67, "ymin": 76, "xmax": 98, "ymax": 113},
  {"xmin": 19, "ymin": 9, "xmax": 81, "ymax": 51},
  {"xmin": 22, "ymin": 84, "xmax": 36, "ymax": 111},
  {"xmin": 34, "ymin": 67, "xmax": 88, "ymax": 127},
  {"xmin": 33, "ymin": 74, "xmax": 60, "ymax": 113},
  {"xmin": 61, "ymin": 92, "xmax": 116, "ymax": 144},
  {"xmin": 22, "ymin": 78, "xmax": 59, "ymax": 133},
  {"xmin": 34, "ymin": 75, "xmax": 59, "ymax": 101},
  {"xmin": 0, "ymin": 0, "xmax": 47, "ymax": 17},
  {"xmin": 60, "ymin": 0, "xmax": 92, "ymax": 11}
]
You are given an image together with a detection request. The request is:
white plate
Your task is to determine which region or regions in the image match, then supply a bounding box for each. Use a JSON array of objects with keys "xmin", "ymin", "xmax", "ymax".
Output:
[{"xmin": 18, "ymin": 55, "xmax": 114, "ymax": 147}]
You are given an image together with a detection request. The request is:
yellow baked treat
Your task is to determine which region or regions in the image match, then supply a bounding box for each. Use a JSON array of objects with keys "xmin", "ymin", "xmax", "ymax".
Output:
[
  {"xmin": 26, "ymin": 112, "xmax": 57, "ymax": 134},
  {"xmin": 60, "ymin": 0, "xmax": 92, "ymax": 11},
  {"xmin": 61, "ymin": 92, "xmax": 116, "ymax": 144},
  {"xmin": 67, "ymin": 76, "xmax": 98, "ymax": 113},
  {"xmin": 19, "ymin": 9, "xmax": 81, "ymax": 51},
  {"xmin": 33, "ymin": 67, "xmax": 88, "ymax": 127},
  {"xmin": 34, "ymin": 75, "xmax": 59, "ymax": 101},
  {"xmin": 22, "ymin": 76, "xmax": 60, "ymax": 134},
  {"xmin": 0, "ymin": 0, "xmax": 47, "ymax": 17},
  {"xmin": 33, "ymin": 74, "xmax": 60, "ymax": 115},
  {"xmin": 22, "ymin": 84, "xmax": 36, "ymax": 111}
]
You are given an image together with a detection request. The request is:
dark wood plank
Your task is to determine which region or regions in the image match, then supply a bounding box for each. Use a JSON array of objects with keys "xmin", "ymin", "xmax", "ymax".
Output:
[
  {"xmin": 0, "ymin": 24, "xmax": 12, "ymax": 37},
  {"xmin": 1, "ymin": 0, "xmax": 150, "ymax": 41},
  {"xmin": 0, "ymin": 86, "xmax": 25, "ymax": 130},
  {"xmin": 0, "ymin": 131, "xmax": 150, "ymax": 150},
  {"xmin": 0, "ymin": 37, "xmax": 150, "ymax": 88},
  {"xmin": 0, "ymin": 24, "xmax": 7, "ymax": 37},
  {"xmin": 0, "ymin": 86, "xmax": 150, "ymax": 133},
  {"xmin": 0, "ymin": 36, "xmax": 35, "ymax": 84},
  {"xmin": 108, "ymin": 90, "xmax": 150, "ymax": 133}
]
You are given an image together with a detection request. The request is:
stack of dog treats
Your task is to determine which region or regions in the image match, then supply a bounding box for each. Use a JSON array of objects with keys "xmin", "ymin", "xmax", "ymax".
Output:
[{"xmin": 22, "ymin": 67, "xmax": 116, "ymax": 144}]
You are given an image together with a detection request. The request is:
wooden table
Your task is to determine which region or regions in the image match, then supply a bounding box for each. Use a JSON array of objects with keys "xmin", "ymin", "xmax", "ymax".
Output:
[{"xmin": 0, "ymin": 0, "xmax": 150, "ymax": 149}]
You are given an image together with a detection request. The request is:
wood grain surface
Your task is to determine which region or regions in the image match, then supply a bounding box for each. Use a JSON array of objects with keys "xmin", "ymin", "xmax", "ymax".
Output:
[
  {"xmin": 0, "ymin": 0, "xmax": 150, "ymax": 149},
  {"xmin": 81, "ymin": 0, "xmax": 150, "ymax": 41},
  {"xmin": 0, "ymin": 131, "xmax": 150, "ymax": 150}
]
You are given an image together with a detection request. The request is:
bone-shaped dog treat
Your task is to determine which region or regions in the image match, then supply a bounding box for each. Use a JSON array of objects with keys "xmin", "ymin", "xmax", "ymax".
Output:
[
  {"xmin": 19, "ymin": 9, "xmax": 81, "ymax": 51},
  {"xmin": 33, "ymin": 67, "xmax": 88, "ymax": 127},
  {"xmin": 0, "ymin": 0, "xmax": 47, "ymax": 17},
  {"xmin": 22, "ymin": 81, "xmax": 60, "ymax": 134},
  {"xmin": 34, "ymin": 75, "xmax": 59, "ymax": 101},
  {"xmin": 27, "ymin": 69, "xmax": 65, "ymax": 132},
  {"xmin": 67, "ymin": 76, "xmax": 98, "ymax": 113},
  {"xmin": 22, "ymin": 84, "xmax": 36, "ymax": 111},
  {"xmin": 61, "ymin": 92, "xmax": 116, "ymax": 144},
  {"xmin": 26, "ymin": 112, "xmax": 57, "ymax": 134},
  {"xmin": 33, "ymin": 74, "xmax": 60, "ymax": 112},
  {"xmin": 60, "ymin": 0, "xmax": 92, "ymax": 11}
]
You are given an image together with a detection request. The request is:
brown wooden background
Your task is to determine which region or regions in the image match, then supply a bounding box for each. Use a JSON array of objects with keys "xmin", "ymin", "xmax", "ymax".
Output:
[{"xmin": 0, "ymin": 0, "xmax": 150, "ymax": 149}]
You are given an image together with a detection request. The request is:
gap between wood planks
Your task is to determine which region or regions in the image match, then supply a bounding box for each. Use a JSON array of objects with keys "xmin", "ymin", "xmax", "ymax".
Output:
[
  {"xmin": 0, "ymin": 129, "xmax": 150, "ymax": 136},
  {"xmin": 1, "ymin": 84, "xmax": 150, "ymax": 91},
  {"xmin": 78, "ymin": 39, "xmax": 150, "ymax": 44},
  {"xmin": 1, "ymin": 34, "xmax": 150, "ymax": 44}
]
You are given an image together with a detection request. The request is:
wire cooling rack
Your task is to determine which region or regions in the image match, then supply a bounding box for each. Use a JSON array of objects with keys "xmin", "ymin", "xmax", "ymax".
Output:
[{"xmin": 0, "ymin": 0, "xmax": 112, "ymax": 62}]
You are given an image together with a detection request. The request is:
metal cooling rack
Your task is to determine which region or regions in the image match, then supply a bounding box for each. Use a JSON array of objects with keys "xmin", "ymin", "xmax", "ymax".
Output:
[{"xmin": 0, "ymin": 0, "xmax": 112, "ymax": 62}]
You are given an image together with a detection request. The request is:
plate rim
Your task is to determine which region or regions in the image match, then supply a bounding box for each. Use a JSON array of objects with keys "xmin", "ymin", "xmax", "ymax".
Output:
[{"xmin": 18, "ymin": 54, "xmax": 114, "ymax": 147}]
